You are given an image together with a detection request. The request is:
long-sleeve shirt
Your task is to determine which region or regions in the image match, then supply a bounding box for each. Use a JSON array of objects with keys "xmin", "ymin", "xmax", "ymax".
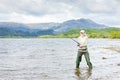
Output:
[{"xmin": 77, "ymin": 36, "xmax": 88, "ymax": 47}]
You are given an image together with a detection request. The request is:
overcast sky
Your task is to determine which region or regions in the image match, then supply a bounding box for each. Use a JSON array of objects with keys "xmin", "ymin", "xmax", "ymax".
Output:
[{"xmin": 0, "ymin": 0, "xmax": 120, "ymax": 27}]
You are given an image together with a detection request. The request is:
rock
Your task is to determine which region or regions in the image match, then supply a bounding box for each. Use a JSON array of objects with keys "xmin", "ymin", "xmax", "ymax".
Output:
[
  {"xmin": 117, "ymin": 63, "xmax": 120, "ymax": 66},
  {"xmin": 102, "ymin": 57, "xmax": 107, "ymax": 59}
]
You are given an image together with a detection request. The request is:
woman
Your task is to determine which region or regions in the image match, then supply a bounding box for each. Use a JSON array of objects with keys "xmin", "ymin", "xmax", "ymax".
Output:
[{"xmin": 76, "ymin": 30, "xmax": 92, "ymax": 69}]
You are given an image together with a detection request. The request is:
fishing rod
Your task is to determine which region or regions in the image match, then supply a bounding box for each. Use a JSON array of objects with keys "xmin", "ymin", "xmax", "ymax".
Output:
[{"xmin": 71, "ymin": 38, "xmax": 80, "ymax": 46}]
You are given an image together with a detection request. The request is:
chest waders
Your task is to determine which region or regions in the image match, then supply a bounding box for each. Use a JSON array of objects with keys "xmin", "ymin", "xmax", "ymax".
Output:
[{"xmin": 76, "ymin": 46, "xmax": 92, "ymax": 69}]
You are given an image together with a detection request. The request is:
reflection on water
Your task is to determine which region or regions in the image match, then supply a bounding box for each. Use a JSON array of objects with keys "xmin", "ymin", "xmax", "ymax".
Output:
[{"xmin": 75, "ymin": 68, "xmax": 92, "ymax": 80}]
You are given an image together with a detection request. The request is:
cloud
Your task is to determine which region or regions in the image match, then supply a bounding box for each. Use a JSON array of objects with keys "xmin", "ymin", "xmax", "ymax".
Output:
[{"xmin": 0, "ymin": 0, "xmax": 120, "ymax": 26}]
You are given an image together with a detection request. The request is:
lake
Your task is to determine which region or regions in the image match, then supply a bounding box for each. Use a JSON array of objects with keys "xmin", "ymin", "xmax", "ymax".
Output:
[{"xmin": 0, "ymin": 38, "xmax": 120, "ymax": 80}]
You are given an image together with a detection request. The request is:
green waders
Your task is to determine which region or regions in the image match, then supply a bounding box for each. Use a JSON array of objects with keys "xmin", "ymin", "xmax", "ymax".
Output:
[{"xmin": 76, "ymin": 47, "xmax": 92, "ymax": 69}]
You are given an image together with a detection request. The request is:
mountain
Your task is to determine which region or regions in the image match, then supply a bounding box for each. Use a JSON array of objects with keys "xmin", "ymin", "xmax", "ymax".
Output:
[
  {"xmin": 0, "ymin": 22, "xmax": 30, "ymax": 31},
  {"xmin": 52, "ymin": 18, "xmax": 107, "ymax": 33},
  {"xmin": 0, "ymin": 22, "xmax": 54, "ymax": 37},
  {"xmin": 0, "ymin": 18, "xmax": 108, "ymax": 37},
  {"xmin": 26, "ymin": 23, "xmax": 60, "ymax": 29}
]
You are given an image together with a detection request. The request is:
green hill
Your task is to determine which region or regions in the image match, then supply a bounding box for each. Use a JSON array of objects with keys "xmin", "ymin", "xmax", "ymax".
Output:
[{"xmin": 38, "ymin": 27, "xmax": 120, "ymax": 39}]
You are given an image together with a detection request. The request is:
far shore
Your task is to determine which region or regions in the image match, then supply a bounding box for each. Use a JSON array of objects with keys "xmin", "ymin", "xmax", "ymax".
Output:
[{"xmin": 0, "ymin": 37, "xmax": 120, "ymax": 39}]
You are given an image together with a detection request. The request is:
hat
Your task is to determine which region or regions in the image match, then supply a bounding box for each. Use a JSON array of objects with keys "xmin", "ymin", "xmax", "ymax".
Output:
[{"xmin": 80, "ymin": 30, "xmax": 85, "ymax": 33}]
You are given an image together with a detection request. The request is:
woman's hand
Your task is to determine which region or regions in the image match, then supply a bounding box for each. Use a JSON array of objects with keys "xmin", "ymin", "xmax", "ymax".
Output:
[{"xmin": 77, "ymin": 44, "xmax": 81, "ymax": 47}]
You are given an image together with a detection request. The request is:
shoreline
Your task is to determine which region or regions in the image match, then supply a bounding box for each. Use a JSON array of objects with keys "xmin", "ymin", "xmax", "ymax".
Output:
[
  {"xmin": 104, "ymin": 46, "xmax": 120, "ymax": 53},
  {"xmin": 0, "ymin": 37, "xmax": 120, "ymax": 39}
]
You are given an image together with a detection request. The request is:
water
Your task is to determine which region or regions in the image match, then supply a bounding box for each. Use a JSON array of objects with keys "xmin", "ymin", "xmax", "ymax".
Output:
[{"xmin": 0, "ymin": 38, "xmax": 120, "ymax": 80}]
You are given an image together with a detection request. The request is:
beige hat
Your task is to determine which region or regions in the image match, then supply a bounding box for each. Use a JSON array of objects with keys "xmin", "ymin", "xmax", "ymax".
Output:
[{"xmin": 80, "ymin": 30, "xmax": 85, "ymax": 33}]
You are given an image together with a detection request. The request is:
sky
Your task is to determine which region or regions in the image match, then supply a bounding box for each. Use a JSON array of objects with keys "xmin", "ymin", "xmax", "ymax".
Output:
[{"xmin": 0, "ymin": 0, "xmax": 120, "ymax": 27}]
